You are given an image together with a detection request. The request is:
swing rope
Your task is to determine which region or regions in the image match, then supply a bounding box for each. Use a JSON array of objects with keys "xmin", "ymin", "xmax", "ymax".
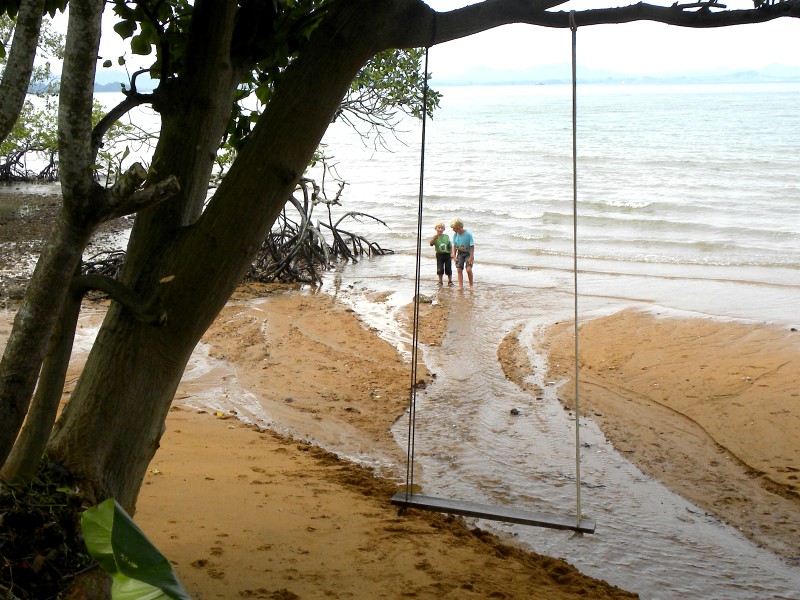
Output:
[
  {"xmin": 395, "ymin": 19, "xmax": 594, "ymax": 534},
  {"xmin": 403, "ymin": 45, "xmax": 431, "ymax": 500},
  {"xmin": 570, "ymin": 9, "xmax": 584, "ymax": 529}
]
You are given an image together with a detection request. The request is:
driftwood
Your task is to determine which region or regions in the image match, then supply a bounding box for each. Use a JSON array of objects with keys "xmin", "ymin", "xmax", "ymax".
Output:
[
  {"xmin": 80, "ymin": 177, "xmax": 394, "ymax": 285},
  {"xmin": 0, "ymin": 145, "xmax": 59, "ymax": 182}
]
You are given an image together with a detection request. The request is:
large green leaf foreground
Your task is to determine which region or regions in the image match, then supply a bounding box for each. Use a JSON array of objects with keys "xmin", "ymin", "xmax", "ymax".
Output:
[{"xmin": 81, "ymin": 498, "xmax": 191, "ymax": 600}]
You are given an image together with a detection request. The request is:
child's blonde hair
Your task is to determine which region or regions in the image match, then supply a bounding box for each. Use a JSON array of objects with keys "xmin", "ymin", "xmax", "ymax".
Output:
[
  {"xmin": 434, "ymin": 221, "xmax": 445, "ymax": 229},
  {"xmin": 450, "ymin": 218, "xmax": 464, "ymax": 229}
]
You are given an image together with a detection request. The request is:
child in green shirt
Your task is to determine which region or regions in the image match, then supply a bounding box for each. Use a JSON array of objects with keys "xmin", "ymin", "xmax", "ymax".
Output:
[{"xmin": 429, "ymin": 221, "xmax": 453, "ymax": 286}]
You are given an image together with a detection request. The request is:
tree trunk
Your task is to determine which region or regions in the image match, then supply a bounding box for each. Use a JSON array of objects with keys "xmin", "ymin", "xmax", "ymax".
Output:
[
  {"xmin": 0, "ymin": 0, "xmax": 184, "ymax": 473},
  {"xmin": 46, "ymin": 0, "xmax": 436, "ymax": 513},
  {"xmin": 0, "ymin": 211, "xmax": 92, "ymax": 465},
  {"xmin": 1, "ymin": 272, "xmax": 83, "ymax": 485},
  {"xmin": 48, "ymin": 0, "xmax": 244, "ymax": 511},
  {"xmin": 0, "ymin": 0, "xmax": 46, "ymax": 142}
]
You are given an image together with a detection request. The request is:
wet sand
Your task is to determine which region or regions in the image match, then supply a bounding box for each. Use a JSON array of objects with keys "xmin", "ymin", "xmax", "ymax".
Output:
[
  {"xmin": 134, "ymin": 287, "xmax": 634, "ymax": 599},
  {"xmin": 5, "ymin": 281, "xmax": 797, "ymax": 596},
  {"xmin": 135, "ymin": 285, "xmax": 800, "ymax": 597},
  {"xmin": 500, "ymin": 308, "xmax": 800, "ymax": 560}
]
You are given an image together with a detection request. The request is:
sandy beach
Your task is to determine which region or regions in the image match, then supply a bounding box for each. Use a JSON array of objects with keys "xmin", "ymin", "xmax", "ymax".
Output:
[
  {"xmin": 533, "ymin": 310, "xmax": 800, "ymax": 560},
  {"xmin": 3, "ymin": 281, "xmax": 798, "ymax": 597},
  {"xmin": 133, "ymin": 286, "xmax": 636, "ymax": 599},
  {"xmin": 124, "ymin": 284, "xmax": 799, "ymax": 598}
]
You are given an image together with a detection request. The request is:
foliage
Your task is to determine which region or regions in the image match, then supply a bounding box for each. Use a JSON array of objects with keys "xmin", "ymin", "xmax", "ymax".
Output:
[
  {"xmin": 0, "ymin": 11, "xmax": 63, "ymax": 180},
  {"xmin": 106, "ymin": 0, "xmax": 327, "ymax": 85},
  {"xmin": 0, "ymin": 97, "xmax": 58, "ymax": 180},
  {"xmin": 103, "ymin": 1, "xmax": 436, "ymax": 175},
  {"xmin": 82, "ymin": 498, "xmax": 191, "ymax": 600},
  {"xmin": 0, "ymin": 464, "xmax": 93, "ymax": 599},
  {"xmin": 0, "ymin": 97, "xmax": 143, "ymax": 182},
  {"xmin": 339, "ymin": 48, "xmax": 441, "ymax": 139},
  {"xmin": 0, "ymin": 12, "xmax": 63, "ymax": 88},
  {"xmin": 0, "ymin": 0, "xmax": 67, "ymax": 20}
]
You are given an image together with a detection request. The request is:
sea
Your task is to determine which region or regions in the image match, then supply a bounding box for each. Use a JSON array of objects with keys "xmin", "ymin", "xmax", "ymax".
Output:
[{"xmin": 98, "ymin": 83, "xmax": 800, "ymax": 598}]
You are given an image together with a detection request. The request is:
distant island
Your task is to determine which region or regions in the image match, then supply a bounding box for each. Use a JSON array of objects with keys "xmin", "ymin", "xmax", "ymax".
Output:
[
  {"xmin": 37, "ymin": 64, "xmax": 800, "ymax": 93},
  {"xmin": 92, "ymin": 69, "xmax": 157, "ymax": 93},
  {"xmin": 432, "ymin": 63, "xmax": 800, "ymax": 86}
]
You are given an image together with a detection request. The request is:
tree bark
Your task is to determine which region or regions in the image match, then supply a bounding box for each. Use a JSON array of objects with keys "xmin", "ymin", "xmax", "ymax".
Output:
[
  {"xmin": 0, "ymin": 2, "xmax": 177, "ymax": 468},
  {"xmin": 0, "ymin": 0, "xmax": 46, "ymax": 142},
  {"xmin": 48, "ymin": 0, "xmax": 244, "ymax": 510},
  {"xmin": 0, "ymin": 210, "xmax": 92, "ymax": 466},
  {"xmin": 1, "ymin": 274, "xmax": 166, "ymax": 485},
  {"xmin": 0, "ymin": 0, "xmax": 105, "ymax": 467}
]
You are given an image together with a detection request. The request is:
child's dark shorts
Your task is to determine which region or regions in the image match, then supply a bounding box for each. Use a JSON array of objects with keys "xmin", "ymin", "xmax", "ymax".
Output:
[
  {"xmin": 455, "ymin": 249, "xmax": 471, "ymax": 270},
  {"xmin": 436, "ymin": 253, "xmax": 452, "ymax": 277}
]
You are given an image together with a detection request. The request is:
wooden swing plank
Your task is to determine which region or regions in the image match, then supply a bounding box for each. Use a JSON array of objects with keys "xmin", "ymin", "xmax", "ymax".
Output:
[{"xmin": 391, "ymin": 493, "xmax": 596, "ymax": 534}]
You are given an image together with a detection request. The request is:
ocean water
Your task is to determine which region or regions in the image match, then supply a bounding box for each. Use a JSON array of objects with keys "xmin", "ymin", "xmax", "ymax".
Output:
[
  {"xmin": 301, "ymin": 83, "xmax": 800, "ymax": 599},
  {"xmin": 312, "ymin": 82, "xmax": 800, "ymax": 325}
]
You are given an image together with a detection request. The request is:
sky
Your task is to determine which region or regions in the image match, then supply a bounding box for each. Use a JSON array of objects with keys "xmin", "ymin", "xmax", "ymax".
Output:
[
  {"xmin": 424, "ymin": 0, "xmax": 800, "ymax": 77},
  {"xmin": 51, "ymin": 1, "xmax": 800, "ymax": 79}
]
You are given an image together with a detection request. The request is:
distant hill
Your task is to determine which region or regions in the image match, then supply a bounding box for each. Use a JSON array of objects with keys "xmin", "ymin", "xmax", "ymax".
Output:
[
  {"xmin": 93, "ymin": 69, "xmax": 157, "ymax": 92},
  {"xmin": 42, "ymin": 64, "xmax": 800, "ymax": 93},
  {"xmin": 432, "ymin": 63, "xmax": 800, "ymax": 86}
]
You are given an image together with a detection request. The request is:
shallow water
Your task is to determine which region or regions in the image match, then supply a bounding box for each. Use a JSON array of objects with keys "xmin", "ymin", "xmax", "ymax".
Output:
[
  {"xmin": 11, "ymin": 270, "xmax": 798, "ymax": 599},
  {"xmin": 51, "ymin": 228, "xmax": 799, "ymax": 597},
  {"xmin": 326, "ymin": 261, "xmax": 800, "ymax": 600}
]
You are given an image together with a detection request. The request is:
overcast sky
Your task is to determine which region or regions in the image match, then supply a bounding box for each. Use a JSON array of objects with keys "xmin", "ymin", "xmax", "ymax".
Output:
[
  {"xmin": 425, "ymin": 0, "xmax": 800, "ymax": 76},
  {"xmin": 65, "ymin": 1, "xmax": 800, "ymax": 78}
]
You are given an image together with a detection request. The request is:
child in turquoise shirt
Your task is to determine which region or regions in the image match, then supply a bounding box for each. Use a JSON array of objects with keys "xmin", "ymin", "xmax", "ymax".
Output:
[{"xmin": 450, "ymin": 217, "xmax": 475, "ymax": 289}]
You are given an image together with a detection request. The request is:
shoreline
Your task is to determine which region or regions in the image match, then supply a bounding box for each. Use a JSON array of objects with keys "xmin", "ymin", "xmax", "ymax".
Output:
[
  {"xmin": 137, "ymin": 406, "xmax": 635, "ymax": 599},
  {"xmin": 527, "ymin": 308, "xmax": 800, "ymax": 561},
  {"xmin": 3, "ymin": 283, "xmax": 798, "ymax": 595},
  {"xmin": 138, "ymin": 283, "xmax": 799, "ymax": 596},
  {"xmin": 134, "ymin": 286, "xmax": 638, "ymax": 598}
]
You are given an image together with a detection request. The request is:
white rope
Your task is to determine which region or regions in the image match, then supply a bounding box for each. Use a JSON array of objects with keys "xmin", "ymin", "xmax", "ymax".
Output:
[{"xmin": 569, "ymin": 9, "xmax": 583, "ymax": 529}]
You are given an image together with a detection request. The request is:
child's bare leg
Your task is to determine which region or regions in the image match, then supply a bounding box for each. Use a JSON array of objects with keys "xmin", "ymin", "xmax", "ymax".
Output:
[
  {"xmin": 466, "ymin": 265, "xmax": 473, "ymax": 287},
  {"xmin": 456, "ymin": 268, "xmax": 464, "ymax": 289}
]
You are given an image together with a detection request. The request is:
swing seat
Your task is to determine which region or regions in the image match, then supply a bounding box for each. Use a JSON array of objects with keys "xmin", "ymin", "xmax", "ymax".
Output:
[{"xmin": 391, "ymin": 493, "xmax": 596, "ymax": 534}]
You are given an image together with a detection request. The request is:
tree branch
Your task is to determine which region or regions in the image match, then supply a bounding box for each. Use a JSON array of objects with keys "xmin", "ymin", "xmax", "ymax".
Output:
[
  {"xmin": 104, "ymin": 167, "xmax": 180, "ymax": 221},
  {"xmin": 429, "ymin": 0, "xmax": 799, "ymax": 47},
  {"xmin": 91, "ymin": 90, "xmax": 155, "ymax": 161}
]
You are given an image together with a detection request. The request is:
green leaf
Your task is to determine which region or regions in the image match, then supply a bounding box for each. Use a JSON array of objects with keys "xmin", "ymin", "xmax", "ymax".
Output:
[
  {"xmin": 130, "ymin": 35, "xmax": 152, "ymax": 56},
  {"xmin": 80, "ymin": 499, "xmax": 118, "ymax": 574},
  {"xmin": 112, "ymin": 574, "xmax": 173, "ymax": 600},
  {"xmin": 81, "ymin": 499, "xmax": 191, "ymax": 600},
  {"xmin": 113, "ymin": 20, "xmax": 137, "ymax": 40},
  {"xmin": 103, "ymin": 60, "xmax": 113, "ymax": 68}
]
